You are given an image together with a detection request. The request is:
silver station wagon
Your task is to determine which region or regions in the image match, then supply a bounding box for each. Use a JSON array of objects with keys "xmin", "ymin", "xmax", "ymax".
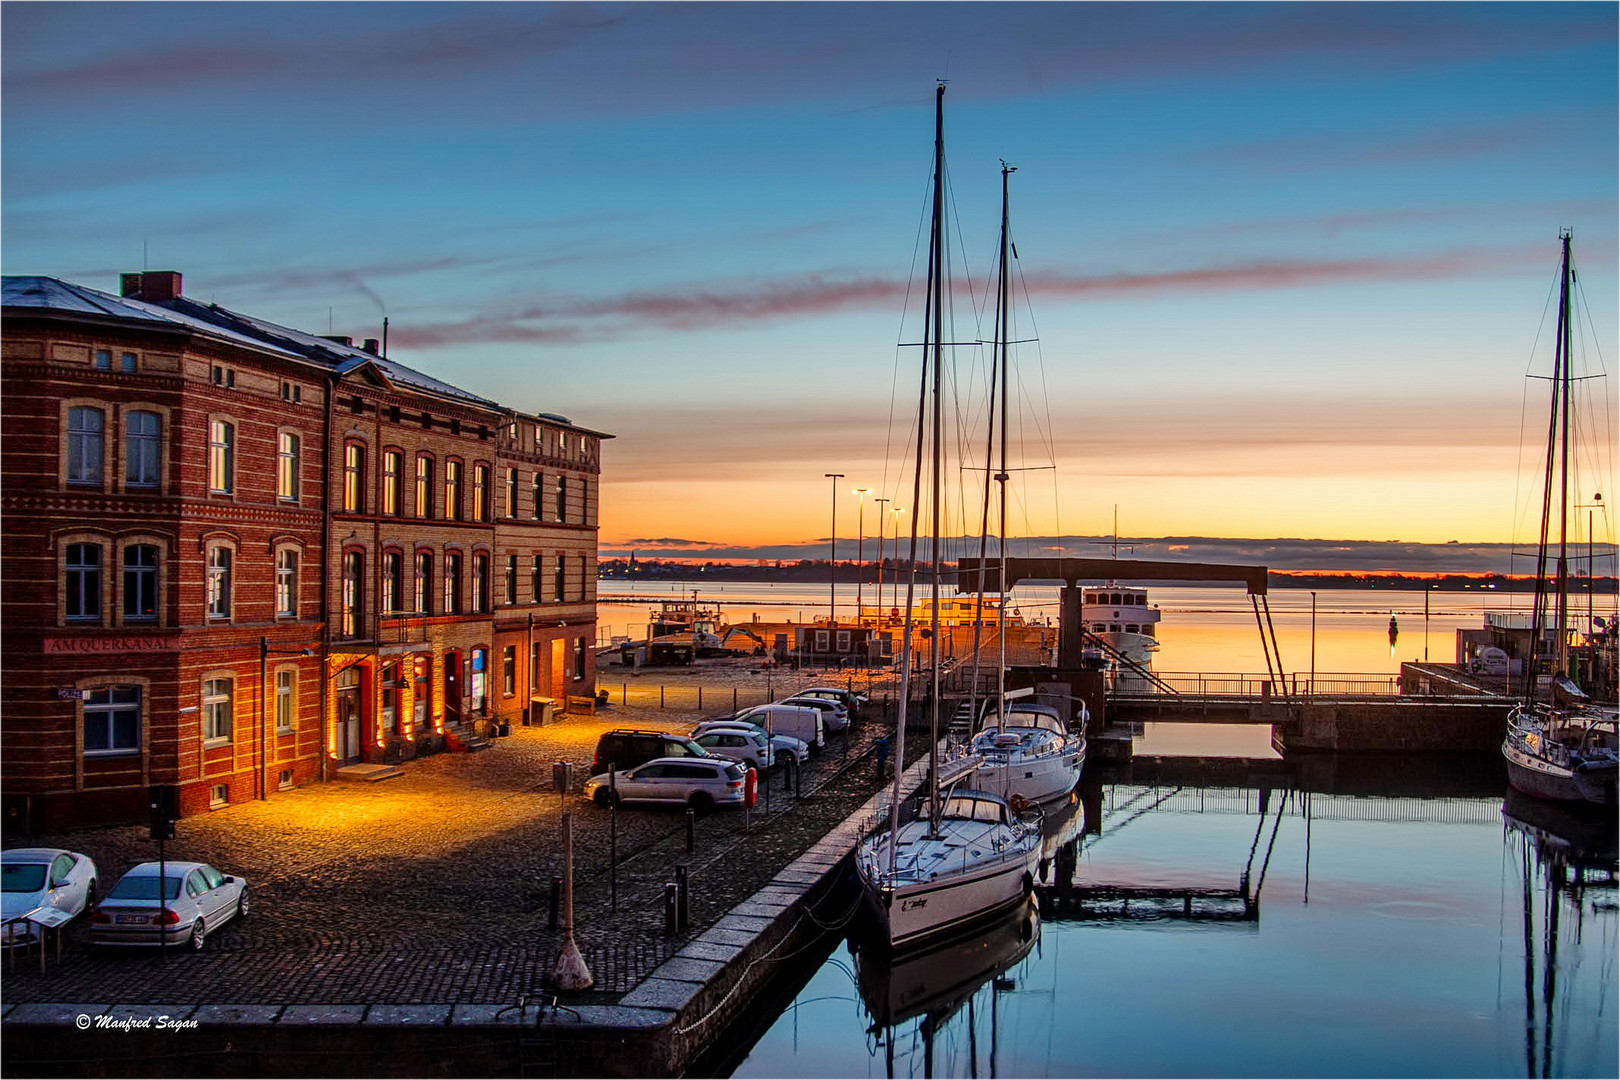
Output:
[{"xmin": 90, "ymin": 861, "xmax": 248, "ymax": 951}]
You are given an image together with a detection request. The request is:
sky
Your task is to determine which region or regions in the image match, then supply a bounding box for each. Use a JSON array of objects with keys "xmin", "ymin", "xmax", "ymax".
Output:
[{"xmin": 4, "ymin": 2, "xmax": 1617, "ymax": 569}]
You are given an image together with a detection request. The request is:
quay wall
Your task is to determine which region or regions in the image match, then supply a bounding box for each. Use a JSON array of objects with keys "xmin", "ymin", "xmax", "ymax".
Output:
[{"xmin": 1279, "ymin": 699, "xmax": 1511, "ymax": 754}]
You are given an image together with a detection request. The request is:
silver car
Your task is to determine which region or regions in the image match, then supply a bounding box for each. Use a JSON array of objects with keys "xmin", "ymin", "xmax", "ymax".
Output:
[
  {"xmin": 2, "ymin": 848, "xmax": 98, "ymax": 943},
  {"xmin": 779, "ymin": 695, "xmax": 850, "ymax": 732},
  {"xmin": 692, "ymin": 721, "xmax": 810, "ymax": 767},
  {"xmin": 90, "ymin": 861, "xmax": 247, "ymax": 951},
  {"xmin": 584, "ymin": 757, "xmax": 750, "ymax": 813}
]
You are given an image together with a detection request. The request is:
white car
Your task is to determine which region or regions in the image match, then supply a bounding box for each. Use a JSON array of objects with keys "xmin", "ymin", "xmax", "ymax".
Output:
[
  {"xmin": 90, "ymin": 861, "xmax": 247, "ymax": 951},
  {"xmin": 2, "ymin": 848, "xmax": 98, "ymax": 942},
  {"xmin": 797, "ymin": 686, "xmax": 869, "ymax": 718},
  {"xmin": 692, "ymin": 728, "xmax": 771, "ymax": 770},
  {"xmin": 779, "ymin": 696, "xmax": 850, "ymax": 732},
  {"xmin": 584, "ymin": 757, "xmax": 752, "ymax": 813},
  {"xmin": 693, "ymin": 721, "xmax": 809, "ymax": 767}
]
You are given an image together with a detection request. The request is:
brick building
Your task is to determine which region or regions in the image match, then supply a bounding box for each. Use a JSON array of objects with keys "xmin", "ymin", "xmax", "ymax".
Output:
[{"xmin": 2, "ymin": 272, "xmax": 608, "ymax": 830}]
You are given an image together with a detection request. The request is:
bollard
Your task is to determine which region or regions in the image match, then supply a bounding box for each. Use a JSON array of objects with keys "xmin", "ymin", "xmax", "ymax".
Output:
[
  {"xmin": 664, "ymin": 882, "xmax": 679, "ymax": 934},
  {"xmin": 698, "ymin": 686, "xmax": 702, "ymax": 710},
  {"xmin": 660, "ymin": 685, "xmax": 665, "ymax": 708},
  {"xmin": 548, "ymin": 877, "xmax": 561, "ymax": 931},
  {"xmin": 685, "ymin": 807, "xmax": 695, "ymax": 853},
  {"xmin": 621, "ymin": 682, "xmax": 627, "ymax": 705},
  {"xmin": 675, "ymin": 865, "xmax": 689, "ymax": 930}
]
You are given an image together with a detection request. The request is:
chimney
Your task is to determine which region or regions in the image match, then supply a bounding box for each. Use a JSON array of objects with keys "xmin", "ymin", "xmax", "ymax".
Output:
[
  {"xmin": 120, "ymin": 271, "xmax": 182, "ymax": 302},
  {"xmin": 362, "ymin": 338, "xmax": 380, "ymax": 355},
  {"xmin": 320, "ymin": 335, "xmax": 354, "ymax": 348}
]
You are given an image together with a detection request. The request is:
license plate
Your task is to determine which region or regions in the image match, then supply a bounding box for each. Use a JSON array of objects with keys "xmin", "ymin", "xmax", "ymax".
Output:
[{"xmin": 115, "ymin": 914, "xmax": 148, "ymax": 924}]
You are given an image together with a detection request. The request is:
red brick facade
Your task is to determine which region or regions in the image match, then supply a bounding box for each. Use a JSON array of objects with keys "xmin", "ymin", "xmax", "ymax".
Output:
[{"xmin": 2, "ymin": 273, "xmax": 608, "ymax": 831}]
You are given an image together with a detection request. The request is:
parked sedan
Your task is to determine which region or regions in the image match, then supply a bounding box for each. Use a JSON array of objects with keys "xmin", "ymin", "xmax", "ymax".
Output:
[
  {"xmin": 90, "ymin": 861, "xmax": 247, "ymax": 951},
  {"xmin": 692, "ymin": 721, "xmax": 810, "ymax": 768},
  {"xmin": 692, "ymin": 728, "xmax": 770, "ymax": 770},
  {"xmin": 797, "ymin": 686, "xmax": 868, "ymax": 719},
  {"xmin": 584, "ymin": 757, "xmax": 752, "ymax": 813},
  {"xmin": 2, "ymin": 848, "xmax": 98, "ymax": 943},
  {"xmin": 778, "ymin": 695, "xmax": 850, "ymax": 732}
]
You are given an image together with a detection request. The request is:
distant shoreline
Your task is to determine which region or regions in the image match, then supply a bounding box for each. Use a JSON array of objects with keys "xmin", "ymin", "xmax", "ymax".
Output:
[{"xmin": 599, "ymin": 560, "xmax": 1616, "ymax": 594}]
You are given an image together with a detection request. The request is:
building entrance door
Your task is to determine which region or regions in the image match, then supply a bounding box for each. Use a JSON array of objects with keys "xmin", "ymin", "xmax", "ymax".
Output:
[
  {"xmin": 335, "ymin": 667, "xmax": 363, "ymax": 764},
  {"xmin": 550, "ymin": 638, "xmax": 566, "ymax": 699},
  {"xmin": 444, "ymin": 651, "xmax": 462, "ymax": 727}
]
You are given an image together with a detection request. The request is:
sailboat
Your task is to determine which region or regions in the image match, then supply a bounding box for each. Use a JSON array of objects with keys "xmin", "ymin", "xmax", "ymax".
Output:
[
  {"xmin": 949, "ymin": 162, "xmax": 1084, "ymax": 806},
  {"xmin": 1500, "ymin": 232, "xmax": 1618, "ymax": 807},
  {"xmin": 854, "ymin": 83, "xmax": 1042, "ymax": 951}
]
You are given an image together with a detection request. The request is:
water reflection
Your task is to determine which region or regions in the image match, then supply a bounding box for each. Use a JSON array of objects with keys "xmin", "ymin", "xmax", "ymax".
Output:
[{"xmin": 731, "ymin": 769, "xmax": 1619, "ymax": 1079}]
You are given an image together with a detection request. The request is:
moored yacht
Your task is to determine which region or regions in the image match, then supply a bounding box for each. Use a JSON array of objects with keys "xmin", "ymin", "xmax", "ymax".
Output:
[
  {"xmin": 1081, "ymin": 585, "xmax": 1160, "ymax": 668},
  {"xmin": 966, "ymin": 698, "xmax": 1085, "ymax": 805}
]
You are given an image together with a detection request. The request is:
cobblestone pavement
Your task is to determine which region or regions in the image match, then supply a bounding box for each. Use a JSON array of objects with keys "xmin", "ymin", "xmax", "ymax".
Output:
[{"xmin": 2, "ymin": 662, "xmax": 916, "ymax": 1008}]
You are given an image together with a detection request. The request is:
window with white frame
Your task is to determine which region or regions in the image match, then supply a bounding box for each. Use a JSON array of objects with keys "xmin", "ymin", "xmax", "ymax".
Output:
[
  {"xmin": 553, "ymin": 554, "xmax": 564, "ymax": 604},
  {"xmin": 125, "ymin": 410, "xmax": 161, "ymax": 489},
  {"xmin": 473, "ymin": 464, "xmax": 489, "ymax": 522},
  {"xmin": 555, "ymin": 476, "xmax": 567, "ymax": 522},
  {"xmin": 341, "ymin": 551, "xmax": 364, "ymax": 637},
  {"xmin": 445, "ymin": 460, "xmax": 463, "ymax": 520},
  {"xmin": 65, "ymin": 542, "xmax": 102, "ymax": 622},
  {"xmin": 206, "ymin": 546, "xmax": 232, "ymax": 619},
  {"xmin": 277, "ymin": 432, "xmax": 300, "ymax": 502},
  {"xmin": 208, "ymin": 419, "xmax": 234, "ymax": 493},
  {"xmin": 414, "ymin": 552, "xmax": 432, "ymax": 614},
  {"xmin": 531, "ymin": 473, "xmax": 543, "ymax": 520},
  {"xmin": 275, "ymin": 549, "xmax": 298, "ymax": 617},
  {"xmin": 67, "ymin": 406, "xmax": 105, "ymax": 485},
  {"xmin": 505, "ymin": 468, "xmax": 518, "ymax": 517},
  {"xmin": 275, "ymin": 670, "xmax": 295, "ymax": 733},
  {"xmin": 383, "ymin": 451, "xmax": 402, "ymax": 515},
  {"xmin": 342, "ymin": 443, "xmax": 365, "ymax": 512},
  {"xmin": 84, "ymin": 685, "xmax": 141, "ymax": 754},
  {"xmin": 472, "ymin": 553, "xmax": 489, "ymax": 614},
  {"xmin": 503, "ymin": 645, "xmax": 516, "ymax": 696},
  {"xmin": 415, "ymin": 456, "xmax": 433, "ymax": 517},
  {"xmin": 532, "ymin": 554, "xmax": 543, "ymax": 603},
  {"xmin": 382, "ymin": 551, "xmax": 402, "ymax": 613},
  {"xmin": 122, "ymin": 544, "xmax": 158, "ymax": 622},
  {"xmin": 202, "ymin": 678, "xmax": 233, "ymax": 742},
  {"xmin": 444, "ymin": 553, "xmax": 462, "ymax": 614}
]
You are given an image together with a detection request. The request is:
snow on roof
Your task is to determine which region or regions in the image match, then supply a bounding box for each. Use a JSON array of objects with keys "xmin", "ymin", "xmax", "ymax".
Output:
[{"xmin": 2, "ymin": 276, "xmax": 304, "ymax": 360}]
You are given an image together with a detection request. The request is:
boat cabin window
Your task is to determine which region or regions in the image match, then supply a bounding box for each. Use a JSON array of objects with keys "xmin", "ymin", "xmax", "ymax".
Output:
[
  {"xmin": 1005, "ymin": 707, "xmax": 1063, "ymax": 733},
  {"xmin": 1141, "ymin": 625, "xmax": 1155, "ymax": 637},
  {"xmin": 1091, "ymin": 623, "xmax": 1107, "ymax": 633},
  {"xmin": 1126, "ymin": 624, "xmax": 1139, "ymax": 633},
  {"xmin": 1110, "ymin": 624, "xmax": 1122, "ymax": 633},
  {"xmin": 941, "ymin": 794, "xmax": 1008, "ymax": 824}
]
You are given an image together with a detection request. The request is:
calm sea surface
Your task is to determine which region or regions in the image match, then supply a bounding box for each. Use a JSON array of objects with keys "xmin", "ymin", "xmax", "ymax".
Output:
[{"xmin": 602, "ymin": 579, "xmax": 1619, "ymax": 1079}]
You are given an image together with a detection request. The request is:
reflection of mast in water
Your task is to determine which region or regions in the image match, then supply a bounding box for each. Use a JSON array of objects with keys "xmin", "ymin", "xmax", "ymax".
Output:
[{"xmin": 1503, "ymin": 789, "xmax": 1617, "ymax": 1078}]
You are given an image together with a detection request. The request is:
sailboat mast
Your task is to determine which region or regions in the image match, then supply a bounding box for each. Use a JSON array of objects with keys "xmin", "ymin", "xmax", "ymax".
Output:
[
  {"xmin": 928, "ymin": 80, "xmax": 946, "ymax": 831},
  {"xmin": 1528, "ymin": 232, "xmax": 1575, "ymax": 700},
  {"xmin": 1555, "ymin": 231, "xmax": 1573, "ymax": 679},
  {"xmin": 995, "ymin": 162, "xmax": 1015, "ymax": 715}
]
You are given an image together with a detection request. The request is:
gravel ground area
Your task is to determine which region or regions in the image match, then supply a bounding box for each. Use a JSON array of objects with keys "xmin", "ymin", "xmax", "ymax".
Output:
[{"xmin": 1, "ymin": 659, "xmax": 915, "ymax": 1008}]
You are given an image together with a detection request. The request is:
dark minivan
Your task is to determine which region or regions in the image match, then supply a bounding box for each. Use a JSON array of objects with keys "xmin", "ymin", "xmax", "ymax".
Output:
[{"xmin": 591, "ymin": 729, "xmax": 710, "ymax": 776}]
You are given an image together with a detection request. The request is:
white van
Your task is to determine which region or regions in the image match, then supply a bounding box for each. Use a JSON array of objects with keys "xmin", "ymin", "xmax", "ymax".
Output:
[{"xmin": 733, "ymin": 703, "xmax": 825, "ymax": 751}]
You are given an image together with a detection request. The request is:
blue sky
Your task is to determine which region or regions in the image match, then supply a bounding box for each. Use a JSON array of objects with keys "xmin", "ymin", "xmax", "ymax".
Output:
[{"xmin": 5, "ymin": 2, "xmax": 1616, "ymax": 562}]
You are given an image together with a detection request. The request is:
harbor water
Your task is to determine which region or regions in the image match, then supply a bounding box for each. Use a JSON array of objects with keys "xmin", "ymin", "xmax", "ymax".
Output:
[{"xmin": 603, "ymin": 579, "xmax": 1617, "ymax": 1078}]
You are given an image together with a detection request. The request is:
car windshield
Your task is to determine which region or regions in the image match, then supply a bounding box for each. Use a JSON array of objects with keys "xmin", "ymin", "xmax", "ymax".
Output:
[
  {"xmin": 1, "ymin": 864, "xmax": 47, "ymax": 893},
  {"xmin": 106, "ymin": 875, "xmax": 183, "ymax": 901}
]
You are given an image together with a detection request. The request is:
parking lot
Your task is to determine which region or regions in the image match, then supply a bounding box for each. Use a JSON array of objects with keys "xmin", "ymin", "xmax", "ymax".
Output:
[{"xmin": 1, "ymin": 670, "xmax": 896, "ymax": 1007}]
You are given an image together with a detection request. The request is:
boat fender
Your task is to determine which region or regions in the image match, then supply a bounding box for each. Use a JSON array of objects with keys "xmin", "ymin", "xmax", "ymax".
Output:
[{"xmin": 1022, "ymin": 872, "xmax": 1034, "ymax": 897}]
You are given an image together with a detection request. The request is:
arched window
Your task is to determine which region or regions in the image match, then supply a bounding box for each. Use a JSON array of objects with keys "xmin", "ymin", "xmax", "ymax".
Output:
[
  {"xmin": 414, "ymin": 552, "xmax": 432, "ymax": 614},
  {"xmin": 472, "ymin": 553, "xmax": 490, "ymax": 613},
  {"xmin": 277, "ymin": 431, "xmax": 301, "ymax": 502},
  {"xmin": 415, "ymin": 455, "xmax": 434, "ymax": 518},
  {"xmin": 275, "ymin": 549, "xmax": 298, "ymax": 617},
  {"xmin": 126, "ymin": 410, "xmax": 162, "ymax": 489},
  {"xmin": 382, "ymin": 550, "xmax": 403, "ymax": 614},
  {"xmin": 67, "ymin": 406, "xmax": 105, "ymax": 486},
  {"xmin": 382, "ymin": 450, "xmax": 402, "ymax": 515},
  {"xmin": 555, "ymin": 476, "xmax": 567, "ymax": 522},
  {"xmin": 444, "ymin": 460, "xmax": 463, "ymax": 520},
  {"xmin": 208, "ymin": 419, "xmax": 234, "ymax": 494},
  {"xmin": 341, "ymin": 551, "xmax": 364, "ymax": 637},
  {"xmin": 343, "ymin": 443, "xmax": 366, "ymax": 513},
  {"xmin": 473, "ymin": 464, "xmax": 490, "ymax": 522},
  {"xmin": 206, "ymin": 545, "xmax": 233, "ymax": 619},
  {"xmin": 444, "ymin": 552, "xmax": 462, "ymax": 615},
  {"xmin": 505, "ymin": 468, "xmax": 519, "ymax": 518}
]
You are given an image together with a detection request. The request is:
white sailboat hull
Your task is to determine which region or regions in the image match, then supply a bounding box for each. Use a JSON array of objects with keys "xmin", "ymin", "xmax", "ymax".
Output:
[{"xmin": 974, "ymin": 740, "xmax": 1084, "ymax": 805}]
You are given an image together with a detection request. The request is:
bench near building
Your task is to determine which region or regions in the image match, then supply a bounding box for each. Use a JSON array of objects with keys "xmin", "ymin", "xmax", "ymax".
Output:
[{"xmin": 1, "ymin": 271, "xmax": 610, "ymax": 831}]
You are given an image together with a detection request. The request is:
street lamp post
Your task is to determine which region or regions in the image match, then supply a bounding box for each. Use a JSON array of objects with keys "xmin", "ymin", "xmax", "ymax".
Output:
[
  {"xmin": 853, "ymin": 488, "xmax": 870, "ymax": 625},
  {"xmin": 873, "ymin": 497, "xmax": 890, "ymax": 628},
  {"xmin": 824, "ymin": 473, "xmax": 844, "ymax": 626},
  {"xmin": 888, "ymin": 506, "xmax": 906, "ymax": 621}
]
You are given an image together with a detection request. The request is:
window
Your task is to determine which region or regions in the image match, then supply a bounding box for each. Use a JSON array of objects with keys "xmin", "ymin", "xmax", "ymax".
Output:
[
  {"xmin": 503, "ymin": 645, "xmax": 516, "ymax": 696},
  {"xmin": 532, "ymin": 555, "xmax": 543, "ymax": 603},
  {"xmin": 381, "ymin": 661, "xmax": 400, "ymax": 732},
  {"xmin": 505, "ymin": 468, "xmax": 518, "ymax": 518},
  {"xmin": 277, "ymin": 431, "xmax": 300, "ymax": 502},
  {"xmin": 125, "ymin": 410, "xmax": 161, "ymax": 489},
  {"xmin": 66, "ymin": 543, "xmax": 101, "ymax": 622},
  {"xmin": 504, "ymin": 554, "xmax": 518, "ymax": 605},
  {"xmin": 208, "ymin": 419, "xmax": 234, "ymax": 493},
  {"xmin": 122, "ymin": 544, "xmax": 158, "ymax": 622},
  {"xmin": 472, "ymin": 553, "xmax": 489, "ymax": 613},
  {"xmin": 413, "ymin": 656, "xmax": 430, "ymax": 728},
  {"xmin": 207, "ymin": 546, "xmax": 232, "ymax": 619},
  {"xmin": 383, "ymin": 451, "xmax": 402, "ymax": 515},
  {"xmin": 202, "ymin": 678, "xmax": 233, "ymax": 742},
  {"xmin": 280, "ymin": 381, "xmax": 303, "ymax": 403},
  {"xmin": 444, "ymin": 460, "xmax": 463, "ymax": 520},
  {"xmin": 532, "ymin": 473, "xmax": 543, "ymax": 520},
  {"xmin": 530, "ymin": 642, "xmax": 540, "ymax": 690},
  {"xmin": 341, "ymin": 551, "xmax": 364, "ymax": 637},
  {"xmin": 343, "ymin": 443, "xmax": 365, "ymax": 512},
  {"xmin": 67, "ymin": 406, "xmax": 104, "ymax": 485},
  {"xmin": 120, "ymin": 351, "xmax": 137, "ymax": 373},
  {"xmin": 211, "ymin": 365, "xmax": 235, "ymax": 387},
  {"xmin": 94, "ymin": 349, "xmax": 112, "ymax": 371},
  {"xmin": 553, "ymin": 555, "xmax": 564, "ymax": 604},
  {"xmin": 444, "ymin": 553, "xmax": 462, "ymax": 614},
  {"xmin": 275, "ymin": 670, "xmax": 295, "ymax": 733},
  {"xmin": 209, "ymin": 785, "xmax": 228, "ymax": 809},
  {"xmin": 469, "ymin": 648, "xmax": 486, "ymax": 713},
  {"xmin": 415, "ymin": 456, "xmax": 433, "ymax": 517},
  {"xmin": 473, "ymin": 464, "xmax": 490, "ymax": 522},
  {"xmin": 83, "ymin": 686, "xmax": 140, "ymax": 754},
  {"xmin": 275, "ymin": 549, "xmax": 298, "ymax": 617},
  {"xmin": 414, "ymin": 552, "xmax": 432, "ymax": 614},
  {"xmin": 574, "ymin": 638, "xmax": 587, "ymax": 680},
  {"xmin": 555, "ymin": 476, "xmax": 567, "ymax": 522},
  {"xmin": 383, "ymin": 551, "xmax": 402, "ymax": 613}
]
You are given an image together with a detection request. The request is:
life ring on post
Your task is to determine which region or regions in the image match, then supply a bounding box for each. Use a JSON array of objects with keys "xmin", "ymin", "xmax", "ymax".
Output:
[{"xmin": 744, "ymin": 767, "xmax": 758, "ymax": 809}]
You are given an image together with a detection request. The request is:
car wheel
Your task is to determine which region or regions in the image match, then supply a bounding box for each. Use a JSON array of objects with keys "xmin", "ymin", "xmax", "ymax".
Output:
[
  {"xmin": 593, "ymin": 788, "xmax": 611, "ymax": 808},
  {"xmin": 775, "ymin": 752, "xmax": 790, "ymax": 769},
  {"xmin": 689, "ymin": 792, "xmax": 714, "ymax": 815},
  {"xmin": 86, "ymin": 879, "xmax": 98, "ymax": 905},
  {"xmin": 189, "ymin": 920, "xmax": 207, "ymax": 951},
  {"xmin": 237, "ymin": 890, "xmax": 250, "ymax": 919}
]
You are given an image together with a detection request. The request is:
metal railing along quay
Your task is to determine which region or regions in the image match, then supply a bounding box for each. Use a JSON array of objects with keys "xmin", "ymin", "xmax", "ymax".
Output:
[{"xmin": 1119, "ymin": 671, "xmax": 1403, "ymax": 699}]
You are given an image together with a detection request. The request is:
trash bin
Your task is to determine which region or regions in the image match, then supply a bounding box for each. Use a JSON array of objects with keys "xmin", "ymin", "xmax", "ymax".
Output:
[{"xmin": 529, "ymin": 697, "xmax": 557, "ymax": 726}]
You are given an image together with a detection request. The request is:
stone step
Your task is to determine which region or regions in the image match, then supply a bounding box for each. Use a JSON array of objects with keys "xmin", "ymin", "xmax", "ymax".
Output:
[{"xmin": 334, "ymin": 763, "xmax": 405, "ymax": 782}]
